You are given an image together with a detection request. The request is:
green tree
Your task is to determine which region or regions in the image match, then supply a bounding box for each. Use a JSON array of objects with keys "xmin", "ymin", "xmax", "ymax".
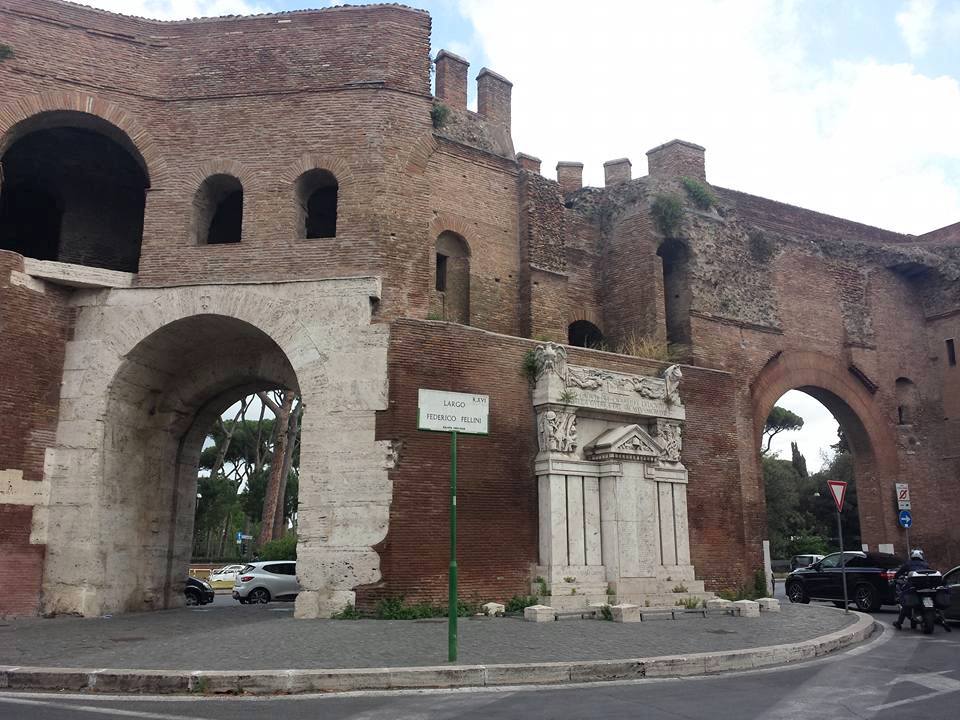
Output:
[
  {"xmin": 790, "ymin": 441, "xmax": 808, "ymax": 478},
  {"xmin": 762, "ymin": 406, "xmax": 804, "ymax": 455}
]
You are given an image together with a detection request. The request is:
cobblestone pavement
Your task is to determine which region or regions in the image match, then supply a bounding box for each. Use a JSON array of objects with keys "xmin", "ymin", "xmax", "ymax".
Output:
[{"xmin": 0, "ymin": 601, "xmax": 855, "ymax": 671}]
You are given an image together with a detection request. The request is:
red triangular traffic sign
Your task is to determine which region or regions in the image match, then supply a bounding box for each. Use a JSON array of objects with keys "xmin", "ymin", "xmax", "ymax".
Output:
[{"xmin": 827, "ymin": 480, "xmax": 847, "ymax": 513}]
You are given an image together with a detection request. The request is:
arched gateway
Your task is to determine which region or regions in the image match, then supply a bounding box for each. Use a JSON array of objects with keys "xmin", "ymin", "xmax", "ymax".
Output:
[
  {"xmin": 750, "ymin": 351, "xmax": 900, "ymax": 554},
  {"xmin": 38, "ymin": 279, "xmax": 391, "ymax": 617}
]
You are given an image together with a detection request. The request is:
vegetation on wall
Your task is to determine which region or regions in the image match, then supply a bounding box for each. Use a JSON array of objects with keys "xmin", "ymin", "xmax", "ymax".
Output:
[
  {"xmin": 590, "ymin": 331, "xmax": 688, "ymax": 363},
  {"xmin": 650, "ymin": 194, "xmax": 684, "ymax": 237},
  {"xmin": 0, "ymin": 44, "xmax": 13, "ymax": 61},
  {"xmin": 431, "ymin": 101, "xmax": 451, "ymax": 129},
  {"xmin": 681, "ymin": 177, "xmax": 715, "ymax": 210},
  {"xmin": 748, "ymin": 229, "xmax": 777, "ymax": 263}
]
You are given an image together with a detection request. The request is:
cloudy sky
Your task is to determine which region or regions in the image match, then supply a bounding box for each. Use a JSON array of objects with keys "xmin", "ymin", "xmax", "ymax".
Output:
[{"xmin": 83, "ymin": 0, "xmax": 960, "ymax": 468}]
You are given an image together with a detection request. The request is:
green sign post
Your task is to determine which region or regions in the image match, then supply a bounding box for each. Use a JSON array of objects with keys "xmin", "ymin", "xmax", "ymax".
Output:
[{"xmin": 417, "ymin": 389, "xmax": 489, "ymax": 663}]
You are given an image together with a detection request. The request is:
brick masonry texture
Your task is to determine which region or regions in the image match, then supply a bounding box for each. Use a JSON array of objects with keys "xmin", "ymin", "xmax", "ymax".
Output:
[
  {"xmin": 369, "ymin": 320, "xmax": 746, "ymax": 607},
  {"xmin": 0, "ymin": 0, "xmax": 957, "ymax": 616}
]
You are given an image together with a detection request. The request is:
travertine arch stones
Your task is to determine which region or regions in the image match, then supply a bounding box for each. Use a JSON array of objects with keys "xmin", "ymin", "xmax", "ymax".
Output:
[{"xmin": 40, "ymin": 278, "xmax": 390, "ymax": 618}]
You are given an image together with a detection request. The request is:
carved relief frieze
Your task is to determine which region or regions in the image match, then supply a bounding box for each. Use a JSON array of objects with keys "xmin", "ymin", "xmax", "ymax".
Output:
[
  {"xmin": 653, "ymin": 419, "xmax": 683, "ymax": 463},
  {"xmin": 537, "ymin": 408, "xmax": 578, "ymax": 454}
]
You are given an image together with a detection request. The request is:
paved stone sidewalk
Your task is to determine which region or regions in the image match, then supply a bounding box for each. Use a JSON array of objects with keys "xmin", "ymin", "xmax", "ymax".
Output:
[{"xmin": 0, "ymin": 603, "xmax": 853, "ymax": 671}]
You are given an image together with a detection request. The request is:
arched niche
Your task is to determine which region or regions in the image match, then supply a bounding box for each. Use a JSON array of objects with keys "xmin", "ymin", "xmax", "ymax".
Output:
[
  {"xmin": 434, "ymin": 230, "xmax": 471, "ymax": 324},
  {"xmin": 0, "ymin": 111, "xmax": 149, "ymax": 271}
]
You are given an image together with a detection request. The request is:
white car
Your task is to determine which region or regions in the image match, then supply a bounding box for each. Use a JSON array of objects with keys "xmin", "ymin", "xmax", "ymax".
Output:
[
  {"xmin": 208, "ymin": 564, "xmax": 245, "ymax": 585},
  {"xmin": 233, "ymin": 561, "xmax": 300, "ymax": 604}
]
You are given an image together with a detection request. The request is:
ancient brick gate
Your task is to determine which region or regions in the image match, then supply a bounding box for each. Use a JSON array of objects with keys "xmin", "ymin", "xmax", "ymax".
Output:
[{"xmin": 1, "ymin": 0, "xmax": 957, "ymax": 618}]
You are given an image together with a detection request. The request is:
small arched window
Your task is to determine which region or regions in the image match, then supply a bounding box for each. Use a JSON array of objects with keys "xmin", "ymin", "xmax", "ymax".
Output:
[
  {"xmin": 433, "ymin": 231, "xmax": 470, "ymax": 324},
  {"xmin": 568, "ymin": 320, "xmax": 604, "ymax": 348},
  {"xmin": 194, "ymin": 174, "xmax": 242, "ymax": 245},
  {"xmin": 295, "ymin": 169, "xmax": 338, "ymax": 239}
]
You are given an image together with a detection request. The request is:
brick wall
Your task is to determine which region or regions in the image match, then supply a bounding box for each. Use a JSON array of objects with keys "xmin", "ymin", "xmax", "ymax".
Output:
[
  {"xmin": 0, "ymin": 251, "xmax": 72, "ymax": 481},
  {"xmin": 0, "ymin": 505, "xmax": 45, "ymax": 616},
  {"xmin": 367, "ymin": 320, "xmax": 749, "ymax": 608}
]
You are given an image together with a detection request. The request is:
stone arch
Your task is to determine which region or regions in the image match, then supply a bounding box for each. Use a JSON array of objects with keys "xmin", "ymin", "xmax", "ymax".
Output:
[
  {"xmin": 568, "ymin": 320, "xmax": 604, "ymax": 348},
  {"xmin": 402, "ymin": 133, "xmax": 438, "ymax": 175},
  {"xmin": 750, "ymin": 350, "xmax": 899, "ymax": 552},
  {"xmin": 281, "ymin": 154, "xmax": 353, "ymax": 240},
  {"xmin": 0, "ymin": 107, "xmax": 152, "ymax": 271},
  {"xmin": 186, "ymin": 161, "xmax": 255, "ymax": 246},
  {"xmin": 40, "ymin": 280, "xmax": 390, "ymax": 618},
  {"xmin": 0, "ymin": 92, "xmax": 168, "ymax": 189}
]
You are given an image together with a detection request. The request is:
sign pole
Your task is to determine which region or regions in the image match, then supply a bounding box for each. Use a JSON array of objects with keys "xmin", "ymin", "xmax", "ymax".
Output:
[
  {"xmin": 836, "ymin": 510, "xmax": 849, "ymax": 614},
  {"xmin": 905, "ymin": 526, "xmax": 911, "ymax": 557},
  {"xmin": 449, "ymin": 430, "xmax": 458, "ymax": 663}
]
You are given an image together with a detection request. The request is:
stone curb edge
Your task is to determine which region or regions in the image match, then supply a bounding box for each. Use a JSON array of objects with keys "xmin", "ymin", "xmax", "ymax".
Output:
[{"xmin": 0, "ymin": 612, "xmax": 876, "ymax": 696}]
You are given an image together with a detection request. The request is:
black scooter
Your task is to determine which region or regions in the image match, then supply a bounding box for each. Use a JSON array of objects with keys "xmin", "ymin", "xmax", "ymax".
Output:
[{"xmin": 898, "ymin": 570, "xmax": 952, "ymax": 634}]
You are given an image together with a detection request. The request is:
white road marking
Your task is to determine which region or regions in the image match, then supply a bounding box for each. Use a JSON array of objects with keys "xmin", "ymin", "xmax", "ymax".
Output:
[
  {"xmin": 866, "ymin": 671, "xmax": 960, "ymax": 712},
  {"xmin": 0, "ymin": 695, "xmax": 210, "ymax": 719}
]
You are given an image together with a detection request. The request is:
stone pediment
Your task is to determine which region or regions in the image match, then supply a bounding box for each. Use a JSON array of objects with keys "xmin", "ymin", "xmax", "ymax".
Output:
[{"xmin": 584, "ymin": 424, "xmax": 664, "ymax": 462}]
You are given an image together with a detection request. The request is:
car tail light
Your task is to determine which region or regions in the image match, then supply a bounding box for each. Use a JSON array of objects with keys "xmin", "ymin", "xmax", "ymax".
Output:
[
  {"xmin": 240, "ymin": 575, "xmax": 254, "ymax": 582},
  {"xmin": 881, "ymin": 570, "xmax": 896, "ymax": 583}
]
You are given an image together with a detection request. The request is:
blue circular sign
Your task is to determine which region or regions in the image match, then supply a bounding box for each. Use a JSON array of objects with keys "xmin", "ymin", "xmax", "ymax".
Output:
[{"xmin": 898, "ymin": 509, "xmax": 912, "ymax": 528}]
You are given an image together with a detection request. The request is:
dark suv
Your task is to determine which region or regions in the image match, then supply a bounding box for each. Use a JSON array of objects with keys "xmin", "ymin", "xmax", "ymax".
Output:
[{"xmin": 784, "ymin": 551, "xmax": 903, "ymax": 612}]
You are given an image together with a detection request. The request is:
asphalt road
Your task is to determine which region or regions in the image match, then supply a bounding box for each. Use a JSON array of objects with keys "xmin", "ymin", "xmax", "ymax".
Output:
[{"xmin": 1, "ymin": 607, "xmax": 957, "ymax": 720}]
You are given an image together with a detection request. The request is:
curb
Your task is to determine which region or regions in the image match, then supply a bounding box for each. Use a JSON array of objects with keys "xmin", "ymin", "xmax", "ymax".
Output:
[{"xmin": 0, "ymin": 612, "xmax": 876, "ymax": 696}]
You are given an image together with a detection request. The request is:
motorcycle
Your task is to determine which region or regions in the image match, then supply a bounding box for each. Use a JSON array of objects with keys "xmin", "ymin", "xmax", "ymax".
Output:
[{"xmin": 898, "ymin": 570, "xmax": 952, "ymax": 634}]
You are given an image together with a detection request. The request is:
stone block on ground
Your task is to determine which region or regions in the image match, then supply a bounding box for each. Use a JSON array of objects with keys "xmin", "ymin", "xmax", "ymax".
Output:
[
  {"xmin": 705, "ymin": 598, "xmax": 732, "ymax": 611},
  {"xmin": 482, "ymin": 602, "xmax": 505, "ymax": 616},
  {"xmin": 731, "ymin": 599, "xmax": 760, "ymax": 617},
  {"xmin": 524, "ymin": 605, "xmax": 555, "ymax": 623},
  {"xmin": 610, "ymin": 603, "xmax": 641, "ymax": 623},
  {"xmin": 757, "ymin": 597, "xmax": 780, "ymax": 612}
]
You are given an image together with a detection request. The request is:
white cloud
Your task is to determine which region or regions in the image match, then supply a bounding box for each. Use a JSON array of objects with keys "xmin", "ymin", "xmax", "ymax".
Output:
[
  {"xmin": 83, "ymin": 0, "xmax": 269, "ymax": 20},
  {"xmin": 459, "ymin": 0, "xmax": 960, "ymax": 234},
  {"xmin": 896, "ymin": 0, "xmax": 936, "ymax": 56}
]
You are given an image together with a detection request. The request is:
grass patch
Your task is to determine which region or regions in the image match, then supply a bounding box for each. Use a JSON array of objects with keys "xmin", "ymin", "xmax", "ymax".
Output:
[
  {"xmin": 681, "ymin": 177, "xmax": 715, "ymax": 210},
  {"xmin": 675, "ymin": 596, "xmax": 703, "ymax": 610},
  {"xmin": 332, "ymin": 602, "xmax": 363, "ymax": 620}
]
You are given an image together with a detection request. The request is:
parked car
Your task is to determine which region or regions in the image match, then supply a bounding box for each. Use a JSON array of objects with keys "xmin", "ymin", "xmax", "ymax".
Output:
[
  {"xmin": 232, "ymin": 561, "xmax": 300, "ymax": 604},
  {"xmin": 790, "ymin": 554, "xmax": 825, "ymax": 571},
  {"xmin": 785, "ymin": 551, "xmax": 903, "ymax": 611},
  {"xmin": 185, "ymin": 576, "xmax": 215, "ymax": 606},
  {"xmin": 208, "ymin": 564, "xmax": 245, "ymax": 587},
  {"xmin": 943, "ymin": 565, "xmax": 960, "ymax": 622}
]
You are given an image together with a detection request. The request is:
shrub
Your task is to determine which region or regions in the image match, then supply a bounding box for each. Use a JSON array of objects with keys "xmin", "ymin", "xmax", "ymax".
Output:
[
  {"xmin": 676, "ymin": 596, "xmax": 702, "ymax": 609},
  {"xmin": 505, "ymin": 595, "xmax": 539, "ymax": 613},
  {"xmin": 681, "ymin": 177, "xmax": 715, "ymax": 210},
  {"xmin": 259, "ymin": 533, "xmax": 296, "ymax": 560},
  {"xmin": 650, "ymin": 194, "xmax": 684, "ymax": 237},
  {"xmin": 431, "ymin": 102, "xmax": 451, "ymax": 129},
  {"xmin": 332, "ymin": 603, "xmax": 362, "ymax": 620},
  {"xmin": 600, "ymin": 604, "xmax": 613, "ymax": 621},
  {"xmin": 0, "ymin": 44, "xmax": 13, "ymax": 61},
  {"xmin": 373, "ymin": 596, "xmax": 481, "ymax": 619},
  {"xmin": 671, "ymin": 584, "xmax": 688, "ymax": 594},
  {"xmin": 522, "ymin": 349, "xmax": 540, "ymax": 383},
  {"xmin": 748, "ymin": 230, "xmax": 776, "ymax": 263},
  {"xmin": 535, "ymin": 576, "xmax": 549, "ymax": 597}
]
